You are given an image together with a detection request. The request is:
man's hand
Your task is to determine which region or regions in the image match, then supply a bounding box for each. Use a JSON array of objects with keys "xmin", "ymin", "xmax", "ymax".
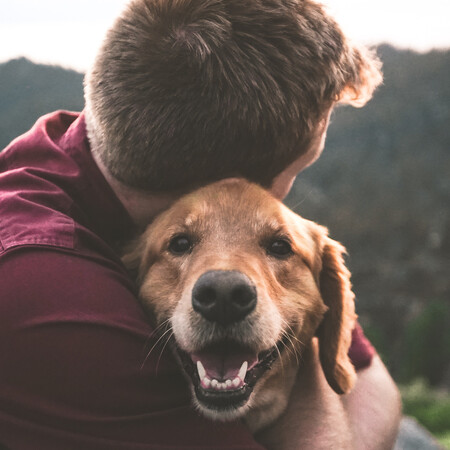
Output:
[{"xmin": 255, "ymin": 339, "xmax": 401, "ymax": 450}]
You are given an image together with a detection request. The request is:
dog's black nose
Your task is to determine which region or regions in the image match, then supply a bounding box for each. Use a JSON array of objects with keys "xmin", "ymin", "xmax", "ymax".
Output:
[{"xmin": 192, "ymin": 270, "xmax": 257, "ymax": 325}]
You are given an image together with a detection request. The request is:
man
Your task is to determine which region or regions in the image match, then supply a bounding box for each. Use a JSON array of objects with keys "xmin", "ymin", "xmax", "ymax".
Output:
[{"xmin": 0, "ymin": 0, "xmax": 401, "ymax": 448}]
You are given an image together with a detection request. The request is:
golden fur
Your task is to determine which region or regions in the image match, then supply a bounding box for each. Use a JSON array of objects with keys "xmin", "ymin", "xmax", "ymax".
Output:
[{"xmin": 123, "ymin": 179, "xmax": 356, "ymax": 431}]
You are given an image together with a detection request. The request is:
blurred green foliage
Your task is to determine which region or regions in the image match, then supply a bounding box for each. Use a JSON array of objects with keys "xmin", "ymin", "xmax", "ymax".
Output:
[
  {"xmin": 439, "ymin": 432, "xmax": 450, "ymax": 449},
  {"xmin": 401, "ymin": 380, "xmax": 450, "ymax": 448},
  {"xmin": 399, "ymin": 300, "xmax": 450, "ymax": 385}
]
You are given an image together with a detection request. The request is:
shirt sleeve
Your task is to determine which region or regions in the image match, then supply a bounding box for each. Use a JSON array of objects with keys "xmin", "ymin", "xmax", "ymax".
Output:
[
  {"xmin": 348, "ymin": 322, "xmax": 376, "ymax": 370},
  {"xmin": 0, "ymin": 248, "xmax": 264, "ymax": 450}
]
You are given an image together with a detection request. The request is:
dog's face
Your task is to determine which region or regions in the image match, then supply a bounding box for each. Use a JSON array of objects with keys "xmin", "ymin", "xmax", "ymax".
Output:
[{"xmin": 124, "ymin": 179, "xmax": 356, "ymax": 424}]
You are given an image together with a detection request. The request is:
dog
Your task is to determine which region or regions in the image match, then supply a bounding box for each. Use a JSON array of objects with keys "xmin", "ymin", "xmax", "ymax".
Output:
[{"xmin": 123, "ymin": 178, "xmax": 357, "ymax": 432}]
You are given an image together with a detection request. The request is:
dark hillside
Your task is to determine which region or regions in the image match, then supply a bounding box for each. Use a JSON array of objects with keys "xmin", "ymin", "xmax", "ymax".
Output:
[{"xmin": 0, "ymin": 57, "xmax": 84, "ymax": 149}]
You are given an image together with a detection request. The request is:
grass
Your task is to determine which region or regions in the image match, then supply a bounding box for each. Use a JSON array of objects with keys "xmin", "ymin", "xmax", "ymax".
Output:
[
  {"xmin": 437, "ymin": 431, "xmax": 450, "ymax": 448},
  {"xmin": 400, "ymin": 379, "xmax": 450, "ymax": 448}
]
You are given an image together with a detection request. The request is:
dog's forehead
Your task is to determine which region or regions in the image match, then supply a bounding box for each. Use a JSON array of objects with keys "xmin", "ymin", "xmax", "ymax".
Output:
[
  {"xmin": 170, "ymin": 180, "xmax": 290, "ymax": 232},
  {"xmin": 156, "ymin": 179, "xmax": 320, "ymax": 248}
]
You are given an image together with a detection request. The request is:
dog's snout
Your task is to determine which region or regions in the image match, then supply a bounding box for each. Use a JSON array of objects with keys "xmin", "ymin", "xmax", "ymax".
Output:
[{"xmin": 192, "ymin": 270, "xmax": 257, "ymax": 325}]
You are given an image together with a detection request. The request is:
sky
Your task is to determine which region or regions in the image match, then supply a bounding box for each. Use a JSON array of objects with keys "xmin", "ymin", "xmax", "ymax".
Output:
[{"xmin": 0, "ymin": 0, "xmax": 449, "ymax": 72}]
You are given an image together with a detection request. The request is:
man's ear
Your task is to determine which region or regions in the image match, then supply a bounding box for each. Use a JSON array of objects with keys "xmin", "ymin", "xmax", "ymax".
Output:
[
  {"xmin": 316, "ymin": 237, "xmax": 357, "ymax": 394},
  {"xmin": 338, "ymin": 44, "xmax": 383, "ymax": 107}
]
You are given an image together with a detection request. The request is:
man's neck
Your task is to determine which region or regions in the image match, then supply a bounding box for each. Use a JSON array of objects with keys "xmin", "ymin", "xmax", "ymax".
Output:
[{"xmin": 92, "ymin": 151, "xmax": 179, "ymax": 230}]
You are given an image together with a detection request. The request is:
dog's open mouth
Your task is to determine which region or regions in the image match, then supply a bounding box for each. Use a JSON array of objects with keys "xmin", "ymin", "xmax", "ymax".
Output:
[{"xmin": 177, "ymin": 341, "xmax": 280, "ymax": 412}]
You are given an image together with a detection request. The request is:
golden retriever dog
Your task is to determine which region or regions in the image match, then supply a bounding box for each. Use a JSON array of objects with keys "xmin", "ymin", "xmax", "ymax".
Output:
[{"xmin": 123, "ymin": 178, "xmax": 356, "ymax": 432}]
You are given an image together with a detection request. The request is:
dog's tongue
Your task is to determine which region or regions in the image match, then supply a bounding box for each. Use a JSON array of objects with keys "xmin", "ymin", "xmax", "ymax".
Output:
[{"xmin": 191, "ymin": 349, "xmax": 258, "ymax": 380}]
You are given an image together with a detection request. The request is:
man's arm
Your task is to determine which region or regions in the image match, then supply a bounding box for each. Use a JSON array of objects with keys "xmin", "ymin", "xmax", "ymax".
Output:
[
  {"xmin": 343, "ymin": 354, "xmax": 402, "ymax": 449},
  {"xmin": 256, "ymin": 339, "xmax": 402, "ymax": 450}
]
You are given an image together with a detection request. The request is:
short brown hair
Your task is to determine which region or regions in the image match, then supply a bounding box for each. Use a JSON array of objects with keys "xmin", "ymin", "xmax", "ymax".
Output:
[{"xmin": 85, "ymin": 0, "xmax": 381, "ymax": 192}]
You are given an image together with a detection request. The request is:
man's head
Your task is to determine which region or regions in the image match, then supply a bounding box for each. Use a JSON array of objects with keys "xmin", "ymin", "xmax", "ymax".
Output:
[{"xmin": 85, "ymin": 0, "xmax": 382, "ymax": 193}]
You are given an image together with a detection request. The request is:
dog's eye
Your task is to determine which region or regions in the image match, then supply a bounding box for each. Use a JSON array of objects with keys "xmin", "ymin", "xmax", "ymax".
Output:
[
  {"xmin": 168, "ymin": 234, "xmax": 192, "ymax": 255},
  {"xmin": 267, "ymin": 239, "xmax": 293, "ymax": 258}
]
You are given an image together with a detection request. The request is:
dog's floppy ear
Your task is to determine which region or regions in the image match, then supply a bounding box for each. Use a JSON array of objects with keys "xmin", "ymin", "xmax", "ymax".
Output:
[
  {"xmin": 316, "ymin": 236, "xmax": 357, "ymax": 394},
  {"xmin": 121, "ymin": 236, "xmax": 147, "ymax": 283},
  {"xmin": 338, "ymin": 44, "xmax": 383, "ymax": 108}
]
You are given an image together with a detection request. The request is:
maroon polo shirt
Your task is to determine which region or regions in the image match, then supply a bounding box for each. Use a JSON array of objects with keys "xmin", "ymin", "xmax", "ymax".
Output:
[{"xmin": 0, "ymin": 111, "xmax": 373, "ymax": 449}]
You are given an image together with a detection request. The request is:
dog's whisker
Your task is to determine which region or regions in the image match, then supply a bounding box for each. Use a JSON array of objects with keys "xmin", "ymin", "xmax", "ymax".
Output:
[
  {"xmin": 275, "ymin": 341, "xmax": 286, "ymax": 375},
  {"xmin": 289, "ymin": 332, "xmax": 305, "ymax": 357},
  {"xmin": 280, "ymin": 331, "xmax": 300, "ymax": 366},
  {"xmin": 286, "ymin": 333, "xmax": 304, "ymax": 357},
  {"xmin": 140, "ymin": 325, "xmax": 174, "ymax": 370},
  {"xmin": 280, "ymin": 319, "xmax": 302, "ymax": 344},
  {"xmin": 155, "ymin": 329, "xmax": 175, "ymax": 375},
  {"xmin": 142, "ymin": 318, "xmax": 172, "ymax": 351},
  {"xmin": 153, "ymin": 318, "xmax": 172, "ymax": 335},
  {"xmin": 288, "ymin": 189, "xmax": 313, "ymax": 212},
  {"xmin": 281, "ymin": 320, "xmax": 305, "ymax": 349},
  {"xmin": 279, "ymin": 321, "xmax": 303, "ymax": 366},
  {"xmin": 142, "ymin": 319, "xmax": 172, "ymax": 351}
]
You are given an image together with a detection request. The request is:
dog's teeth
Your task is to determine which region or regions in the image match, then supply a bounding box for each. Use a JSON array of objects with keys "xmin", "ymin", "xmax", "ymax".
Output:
[
  {"xmin": 196, "ymin": 361, "xmax": 206, "ymax": 380},
  {"xmin": 238, "ymin": 361, "xmax": 248, "ymax": 381},
  {"xmin": 196, "ymin": 361, "xmax": 248, "ymax": 391},
  {"xmin": 203, "ymin": 375, "xmax": 245, "ymax": 391},
  {"xmin": 202, "ymin": 376, "xmax": 244, "ymax": 391}
]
